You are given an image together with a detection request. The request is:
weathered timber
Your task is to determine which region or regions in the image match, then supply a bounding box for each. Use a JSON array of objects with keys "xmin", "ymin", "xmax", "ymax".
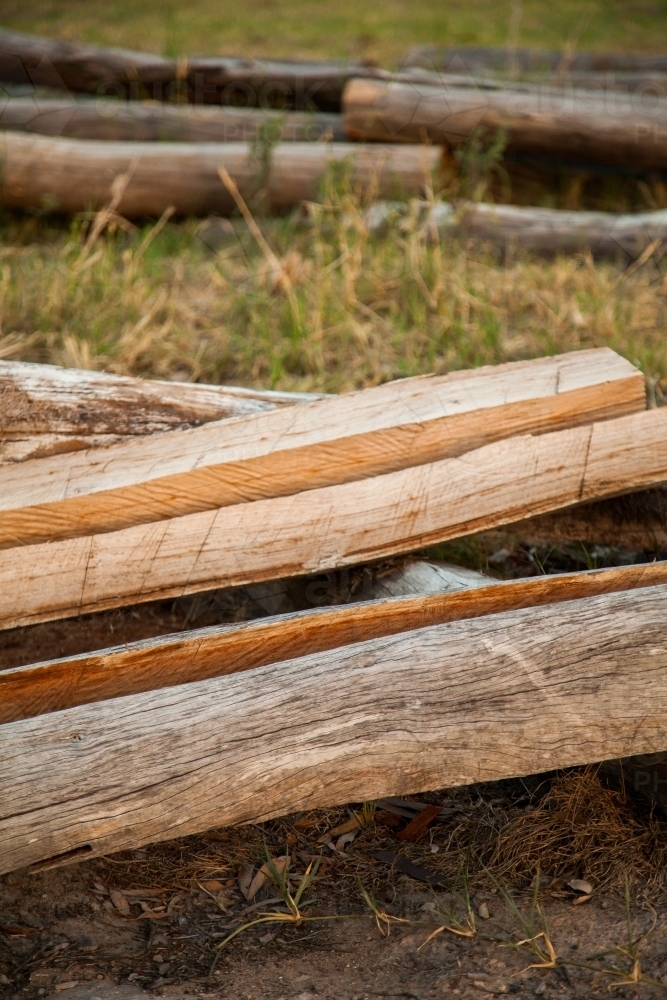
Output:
[
  {"xmin": 0, "ymin": 349, "xmax": 644, "ymax": 547},
  {"xmin": 0, "ymin": 27, "xmax": 386, "ymax": 110},
  {"xmin": 432, "ymin": 202, "xmax": 667, "ymax": 257},
  {"xmin": 0, "ymin": 132, "xmax": 440, "ymax": 216},
  {"xmin": 343, "ymin": 78, "xmax": 667, "ymax": 171},
  {"xmin": 0, "ymin": 97, "xmax": 343, "ymax": 142},
  {"xmin": 4, "ymin": 560, "xmax": 667, "ymax": 726},
  {"xmin": 401, "ymin": 45, "xmax": 667, "ymax": 76},
  {"xmin": 2, "ymin": 584, "xmax": 667, "ymax": 874},
  {"xmin": 0, "ymin": 360, "xmax": 320, "ymax": 464},
  {"xmin": 1, "ymin": 406, "xmax": 666, "ymax": 630}
]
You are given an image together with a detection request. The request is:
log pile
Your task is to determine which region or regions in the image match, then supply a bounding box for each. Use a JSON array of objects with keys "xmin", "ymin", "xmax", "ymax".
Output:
[{"xmin": 2, "ymin": 349, "xmax": 667, "ymax": 875}]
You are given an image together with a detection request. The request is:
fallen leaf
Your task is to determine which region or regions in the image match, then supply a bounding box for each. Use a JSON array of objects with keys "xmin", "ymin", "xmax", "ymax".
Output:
[
  {"xmin": 109, "ymin": 889, "xmax": 131, "ymax": 915},
  {"xmin": 0, "ymin": 925, "xmax": 38, "ymax": 938},
  {"xmin": 54, "ymin": 983, "xmax": 80, "ymax": 992},
  {"xmin": 368, "ymin": 850, "xmax": 446, "ymax": 885},
  {"xmin": 200, "ymin": 879, "xmax": 225, "ymax": 892},
  {"xmin": 244, "ymin": 856, "xmax": 288, "ymax": 901},
  {"xmin": 319, "ymin": 816, "xmax": 360, "ymax": 842},
  {"xmin": 478, "ymin": 902, "xmax": 491, "ymax": 919},
  {"xmin": 396, "ymin": 804, "xmax": 441, "ymax": 842},
  {"xmin": 572, "ymin": 894, "xmax": 592, "ymax": 906},
  {"xmin": 335, "ymin": 831, "xmax": 357, "ymax": 852},
  {"xmin": 237, "ymin": 866, "xmax": 254, "ymax": 900},
  {"xmin": 293, "ymin": 815, "xmax": 319, "ymax": 831},
  {"xmin": 374, "ymin": 810, "xmax": 403, "ymax": 829},
  {"xmin": 568, "ymin": 878, "xmax": 593, "ymax": 895}
]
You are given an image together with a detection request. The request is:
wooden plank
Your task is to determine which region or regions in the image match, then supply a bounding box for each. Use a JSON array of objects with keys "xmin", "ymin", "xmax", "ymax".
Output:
[
  {"xmin": 2, "ymin": 584, "xmax": 667, "ymax": 874},
  {"xmin": 1, "ymin": 406, "xmax": 666, "ymax": 631},
  {"xmin": 3, "ymin": 560, "xmax": 667, "ymax": 726},
  {"xmin": 0, "ymin": 98, "xmax": 343, "ymax": 142},
  {"xmin": 0, "ymin": 27, "xmax": 385, "ymax": 110},
  {"xmin": 0, "ymin": 133, "xmax": 440, "ymax": 217},
  {"xmin": 0, "ymin": 360, "xmax": 320, "ymax": 464},
  {"xmin": 0, "ymin": 349, "xmax": 644, "ymax": 546},
  {"xmin": 343, "ymin": 78, "xmax": 667, "ymax": 172}
]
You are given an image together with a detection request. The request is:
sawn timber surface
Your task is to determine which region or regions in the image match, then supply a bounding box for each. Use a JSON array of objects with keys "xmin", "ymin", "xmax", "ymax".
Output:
[
  {"xmin": 2, "ymin": 585, "xmax": 667, "ymax": 874},
  {"xmin": 1, "ymin": 561, "xmax": 666, "ymax": 725},
  {"xmin": 1, "ymin": 407, "xmax": 666, "ymax": 630},
  {"xmin": 0, "ymin": 348, "xmax": 643, "ymax": 546}
]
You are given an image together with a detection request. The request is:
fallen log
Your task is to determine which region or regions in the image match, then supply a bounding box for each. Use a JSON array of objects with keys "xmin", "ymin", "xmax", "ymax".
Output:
[
  {"xmin": 0, "ymin": 27, "xmax": 388, "ymax": 110},
  {"xmin": 4, "ymin": 560, "xmax": 667, "ymax": 726},
  {"xmin": 0, "ymin": 360, "xmax": 320, "ymax": 464},
  {"xmin": 0, "ymin": 132, "xmax": 440, "ymax": 216},
  {"xmin": 0, "ymin": 97, "xmax": 343, "ymax": 142},
  {"xmin": 401, "ymin": 44, "xmax": 667, "ymax": 76},
  {"xmin": 2, "ymin": 583, "xmax": 667, "ymax": 874},
  {"xmin": 343, "ymin": 78, "xmax": 667, "ymax": 172},
  {"xmin": 1, "ymin": 406, "xmax": 666, "ymax": 630},
  {"xmin": 366, "ymin": 200, "xmax": 667, "ymax": 257},
  {"xmin": 0, "ymin": 349, "xmax": 643, "ymax": 547}
]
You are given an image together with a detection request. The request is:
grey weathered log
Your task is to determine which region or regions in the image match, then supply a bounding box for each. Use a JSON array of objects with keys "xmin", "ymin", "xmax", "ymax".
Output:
[
  {"xmin": 0, "ymin": 360, "xmax": 320, "ymax": 464},
  {"xmin": 401, "ymin": 45, "xmax": 667, "ymax": 76},
  {"xmin": 366, "ymin": 200, "xmax": 667, "ymax": 257},
  {"xmin": 0, "ymin": 132, "xmax": 440, "ymax": 217},
  {"xmin": 0, "ymin": 97, "xmax": 343, "ymax": 142},
  {"xmin": 343, "ymin": 77, "xmax": 667, "ymax": 172},
  {"xmin": 0, "ymin": 27, "xmax": 385, "ymax": 110},
  {"xmin": 1, "ymin": 584, "xmax": 667, "ymax": 874}
]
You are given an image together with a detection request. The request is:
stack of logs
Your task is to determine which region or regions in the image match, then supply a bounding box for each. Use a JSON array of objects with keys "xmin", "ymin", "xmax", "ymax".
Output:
[
  {"xmin": 1, "ymin": 28, "xmax": 667, "ymax": 251},
  {"xmin": 2, "ymin": 348, "xmax": 667, "ymax": 875}
]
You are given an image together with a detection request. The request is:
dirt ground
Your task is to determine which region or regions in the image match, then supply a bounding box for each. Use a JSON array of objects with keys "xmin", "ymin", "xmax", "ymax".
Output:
[{"xmin": 3, "ymin": 775, "xmax": 667, "ymax": 1000}]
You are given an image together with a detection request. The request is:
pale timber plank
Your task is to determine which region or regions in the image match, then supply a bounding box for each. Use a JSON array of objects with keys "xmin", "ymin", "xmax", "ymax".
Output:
[
  {"xmin": 0, "ymin": 360, "xmax": 321, "ymax": 464},
  {"xmin": 3, "ymin": 561, "xmax": 667, "ymax": 725},
  {"xmin": 1, "ymin": 406, "xmax": 666, "ymax": 631},
  {"xmin": 0, "ymin": 349, "xmax": 644, "ymax": 546},
  {"xmin": 2, "ymin": 585, "xmax": 667, "ymax": 874}
]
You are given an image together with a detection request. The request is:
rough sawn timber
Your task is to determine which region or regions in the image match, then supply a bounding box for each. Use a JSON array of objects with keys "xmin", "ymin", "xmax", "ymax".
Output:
[
  {"xmin": 0, "ymin": 98, "xmax": 343, "ymax": 142},
  {"xmin": 2, "ymin": 584, "xmax": 667, "ymax": 874},
  {"xmin": 343, "ymin": 78, "xmax": 667, "ymax": 172},
  {"xmin": 0, "ymin": 360, "xmax": 320, "ymax": 464},
  {"xmin": 1, "ymin": 406, "xmax": 666, "ymax": 630},
  {"xmin": 3, "ymin": 561, "xmax": 667, "ymax": 726},
  {"xmin": 0, "ymin": 349, "xmax": 644, "ymax": 546}
]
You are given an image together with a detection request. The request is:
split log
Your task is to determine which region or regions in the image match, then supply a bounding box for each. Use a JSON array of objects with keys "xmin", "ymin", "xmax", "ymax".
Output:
[
  {"xmin": 2, "ymin": 583, "xmax": 667, "ymax": 874},
  {"xmin": 1, "ymin": 406, "xmax": 666, "ymax": 630},
  {"xmin": 4, "ymin": 560, "xmax": 667, "ymax": 726},
  {"xmin": 343, "ymin": 78, "xmax": 667, "ymax": 172},
  {"xmin": 0, "ymin": 27, "xmax": 388, "ymax": 110},
  {"xmin": 0, "ymin": 349, "xmax": 643, "ymax": 547},
  {"xmin": 0, "ymin": 97, "xmax": 343, "ymax": 142},
  {"xmin": 401, "ymin": 45, "xmax": 667, "ymax": 76},
  {"xmin": 0, "ymin": 132, "xmax": 440, "ymax": 216},
  {"xmin": 0, "ymin": 360, "xmax": 320, "ymax": 464}
]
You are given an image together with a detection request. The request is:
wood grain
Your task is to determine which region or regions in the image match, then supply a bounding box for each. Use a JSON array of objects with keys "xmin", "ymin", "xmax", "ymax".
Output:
[
  {"xmin": 0, "ymin": 98, "xmax": 343, "ymax": 142},
  {"xmin": 2, "ymin": 561, "xmax": 667, "ymax": 726},
  {"xmin": 0, "ymin": 349, "xmax": 643, "ymax": 546},
  {"xmin": 343, "ymin": 78, "xmax": 667, "ymax": 171},
  {"xmin": 0, "ymin": 133, "xmax": 440, "ymax": 217},
  {"xmin": 0, "ymin": 360, "xmax": 320, "ymax": 464},
  {"xmin": 2, "ymin": 584, "xmax": 667, "ymax": 874},
  {"xmin": 1, "ymin": 406, "xmax": 666, "ymax": 631}
]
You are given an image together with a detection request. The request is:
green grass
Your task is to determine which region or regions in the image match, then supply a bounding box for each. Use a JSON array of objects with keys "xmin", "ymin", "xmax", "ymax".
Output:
[{"xmin": 3, "ymin": 0, "xmax": 667, "ymax": 66}]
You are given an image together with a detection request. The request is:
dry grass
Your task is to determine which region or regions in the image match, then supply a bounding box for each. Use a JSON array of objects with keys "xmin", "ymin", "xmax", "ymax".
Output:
[{"xmin": 2, "ymin": 173, "xmax": 667, "ymax": 396}]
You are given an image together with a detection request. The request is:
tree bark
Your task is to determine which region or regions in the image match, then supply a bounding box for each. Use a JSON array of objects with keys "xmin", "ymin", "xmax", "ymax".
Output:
[
  {"xmin": 1, "ymin": 407, "xmax": 666, "ymax": 630},
  {"xmin": 2, "ymin": 583, "xmax": 667, "ymax": 874},
  {"xmin": 401, "ymin": 44, "xmax": 667, "ymax": 76},
  {"xmin": 343, "ymin": 77, "xmax": 667, "ymax": 171},
  {"xmin": 0, "ymin": 132, "xmax": 441, "ymax": 216},
  {"xmin": 0, "ymin": 349, "xmax": 642, "ymax": 547}
]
